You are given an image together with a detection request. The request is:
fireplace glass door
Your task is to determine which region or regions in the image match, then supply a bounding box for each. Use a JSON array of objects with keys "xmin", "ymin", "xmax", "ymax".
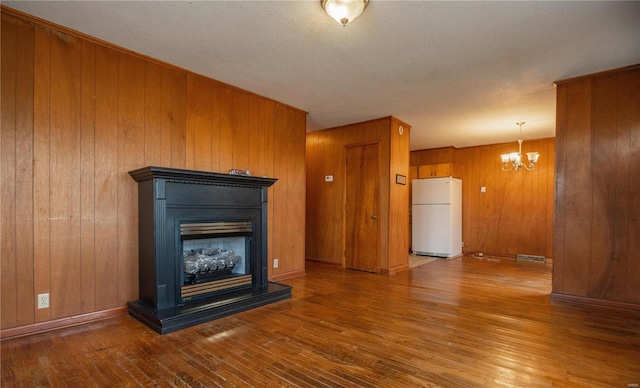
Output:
[{"xmin": 179, "ymin": 221, "xmax": 253, "ymax": 303}]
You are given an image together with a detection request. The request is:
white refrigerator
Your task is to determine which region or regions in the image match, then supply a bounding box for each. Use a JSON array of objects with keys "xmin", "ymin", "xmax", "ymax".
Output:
[{"xmin": 412, "ymin": 177, "xmax": 462, "ymax": 258}]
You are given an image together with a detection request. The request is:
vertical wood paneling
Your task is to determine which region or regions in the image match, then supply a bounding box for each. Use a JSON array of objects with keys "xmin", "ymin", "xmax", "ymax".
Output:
[
  {"xmin": 33, "ymin": 22, "xmax": 52, "ymax": 323},
  {"xmin": 374, "ymin": 121, "xmax": 391, "ymax": 270},
  {"xmin": 544, "ymin": 137, "xmax": 555, "ymax": 260},
  {"xmin": 160, "ymin": 68, "xmax": 173, "ymax": 167},
  {"xmin": 494, "ymin": 142, "xmax": 520, "ymax": 254},
  {"xmin": 553, "ymin": 84, "xmax": 568, "ymax": 293},
  {"xmin": 388, "ymin": 119, "xmax": 410, "ymax": 270},
  {"xmin": 554, "ymin": 65, "xmax": 640, "ymax": 308},
  {"xmin": 259, "ymin": 98, "xmax": 273, "ymax": 178},
  {"xmin": 185, "ymin": 75, "xmax": 196, "ymax": 170},
  {"xmin": 232, "ymin": 90, "xmax": 249, "ymax": 170},
  {"xmin": 611, "ymin": 72, "xmax": 630, "ymax": 301},
  {"xmin": 271, "ymin": 104, "xmax": 285, "ymax": 272},
  {"xmin": 247, "ymin": 94, "xmax": 262, "ymax": 176},
  {"xmin": 456, "ymin": 147, "xmax": 479, "ymax": 253},
  {"xmin": 49, "ymin": 29, "xmax": 82, "ymax": 319},
  {"xmin": 627, "ymin": 69, "xmax": 640, "ymax": 304},
  {"xmin": 306, "ymin": 128, "xmax": 345, "ymax": 265},
  {"xmin": 408, "ymin": 165, "xmax": 417, "ymax": 249},
  {"xmin": 170, "ymin": 71, "xmax": 186, "ymax": 168},
  {"xmin": 209, "ymin": 82, "xmax": 222, "ymax": 172},
  {"xmin": 218, "ymin": 86, "xmax": 234, "ymax": 172},
  {"xmin": 1, "ymin": 13, "xmax": 19, "ymax": 328},
  {"xmin": 530, "ymin": 139, "xmax": 551, "ymax": 257},
  {"xmin": 477, "ymin": 145, "xmax": 497, "ymax": 254},
  {"xmin": 1, "ymin": 8, "xmax": 307, "ymax": 331},
  {"xmin": 590, "ymin": 74, "xmax": 619, "ymax": 299},
  {"xmin": 80, "ymin": 40, "xmax": 97, "ymax": 312},
  {"xmin": 94, "ymin": 45, "xmax": 119, "ymax": 311},
  {"xmin": 562, "ymin": 79, "xmax": 592, "ymax": 296},
  {"xmin": 14, "ymin": 15, "xmax": 36, "ymax": 326},
  {"xmin": 143, "ymin": 62, "xmax": 164, "ymax": 166},
  {"xmin": 305, "ymin": 133, "xmax": 319, "ymax": 261},
  {"xmin": 272, "ymin": 105, "xmax": 306, "ymax": 276},
  {"xmin": 117, "ymin": 54, "xmax": 145, "ymax": 305},
  {"xmin": 193, "ymin": 77, "xmax": 213, "ymax": 171},
  {"xmin": 261, "ymin": 98, "xmax": 275, "ymax": 274}
]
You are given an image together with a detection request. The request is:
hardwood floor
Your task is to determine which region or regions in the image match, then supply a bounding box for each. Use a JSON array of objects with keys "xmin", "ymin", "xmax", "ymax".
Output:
[{"xmin": 2, "ymin": 256, "xmax": 639, "ymax": 387}]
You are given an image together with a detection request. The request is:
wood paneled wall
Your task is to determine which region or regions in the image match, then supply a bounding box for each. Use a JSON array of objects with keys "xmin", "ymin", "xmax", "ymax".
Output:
[
  {"xmin": 306, "ymin": 117, "xmax": 411, "ymax": 273},
  {"xmin": 0, "ymin": 9, "xmax": 306, "ymax": 332},
  {"xmin": 553, "ymin": 65, "xmax": 640, "ymax": 309},
  {"xmin": 388, "ymin": 120, "xmax": 411, "ymax": 270},
  {"xmin": 411, "ymin": 139, "xmax": 555, "ymax": 259}
]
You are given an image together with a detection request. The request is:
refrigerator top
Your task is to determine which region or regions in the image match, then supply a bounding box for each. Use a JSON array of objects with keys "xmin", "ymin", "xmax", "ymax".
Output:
[{"xmin": 412, "ymin": 177, "xmax": 461, "ymax": 205}]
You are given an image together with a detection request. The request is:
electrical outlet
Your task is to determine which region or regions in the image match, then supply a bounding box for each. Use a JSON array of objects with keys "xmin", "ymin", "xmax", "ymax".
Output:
[
  {"xmin": 37, "ymin": 293, "xmax": 49, "ymax": 309},
  {"xmin": 273, "ymin": 258, "xmax": 279, "ymax": 268}
]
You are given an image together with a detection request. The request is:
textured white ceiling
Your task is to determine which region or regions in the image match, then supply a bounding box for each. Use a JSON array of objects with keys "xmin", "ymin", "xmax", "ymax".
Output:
[{"xmin": 5, "ymin": 1, "xmax": 640, "ymax": 150}]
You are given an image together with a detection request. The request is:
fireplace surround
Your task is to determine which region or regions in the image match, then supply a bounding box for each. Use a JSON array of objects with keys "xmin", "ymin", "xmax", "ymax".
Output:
[{"xmin": 128, "ymin": 166, "xmax": 292, "ymax": 334}]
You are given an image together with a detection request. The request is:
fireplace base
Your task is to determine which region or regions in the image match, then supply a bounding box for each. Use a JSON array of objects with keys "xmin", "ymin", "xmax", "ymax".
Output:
[{"xmin": 128, "ymin": 282, "xmax": 292, "ymax": 334}]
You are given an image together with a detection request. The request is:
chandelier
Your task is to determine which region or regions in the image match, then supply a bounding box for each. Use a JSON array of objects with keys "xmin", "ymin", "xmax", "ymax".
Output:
[
  {"xmin": 321, "ymin": 0, "xmax": 369, "ymax": 26},
  {"xmin": 500, "ymin": 122, "xmax": 540, "ymax": 172}
]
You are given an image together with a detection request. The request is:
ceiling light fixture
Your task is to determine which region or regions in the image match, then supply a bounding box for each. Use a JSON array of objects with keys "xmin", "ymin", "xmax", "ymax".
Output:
[
  {"xmin": 500, "ymin": 122, "xmax": 540, "ymax": 172},
  {"xmin": 321, "ymin": 0, "xmax": 369, "ymax": 26}
]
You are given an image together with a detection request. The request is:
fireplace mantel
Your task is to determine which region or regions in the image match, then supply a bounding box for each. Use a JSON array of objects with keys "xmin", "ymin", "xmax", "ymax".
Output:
[
  {"xmin": 128, "ymin": 166, "xmax": 291, "ymax": 334},
  {"xmin": 129, "ymin": 166, "xmax": 278, "ymax": 187}
]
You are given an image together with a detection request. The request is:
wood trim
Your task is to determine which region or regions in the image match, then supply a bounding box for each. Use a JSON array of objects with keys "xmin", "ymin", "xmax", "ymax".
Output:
[
  {"xmin": 387, "ymin": 263, "xmax": 409, "ymax": 275},
  {"xmin": 0, "ymin": 307, "xmax": 128, "ymax": 340},
  {"xmin": 303, "ymin": 259, "xmax": 343, "ymax": 269},
  {"xmin": 550, "ymin": 293, "xmax": 640, "ymax": 312},
  {"xmin": 0, "ymin": 5, "xmax": 307, "ymax": 116},
  {"xmin": 269, "ymin": 270, "xmax": 306, "ymax": 282}
]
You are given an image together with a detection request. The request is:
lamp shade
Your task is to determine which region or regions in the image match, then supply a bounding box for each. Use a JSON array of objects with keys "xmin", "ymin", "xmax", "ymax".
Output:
[
  {"xmin": 527, "ymin": 152, "xmax": 540, "ymax": 163},
  {"xmin": 322, "ymin": 0, "xmax": 368, "ymax": 26}
]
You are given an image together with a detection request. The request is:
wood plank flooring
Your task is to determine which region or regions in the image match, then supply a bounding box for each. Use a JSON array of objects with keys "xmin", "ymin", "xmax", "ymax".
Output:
[{"xmin": 2, "ymin": 256, "xmax": 639, "ymax": 387}]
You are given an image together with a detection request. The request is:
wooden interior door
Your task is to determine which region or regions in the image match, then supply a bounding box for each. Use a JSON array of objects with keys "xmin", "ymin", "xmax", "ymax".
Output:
[{"xmin": 344, "ymin": 144, "xmax": 380, "ymax": 272}]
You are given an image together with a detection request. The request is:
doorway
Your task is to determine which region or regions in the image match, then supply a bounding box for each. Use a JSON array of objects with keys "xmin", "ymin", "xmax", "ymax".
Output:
[{"xmin": 344, "ymin": 143, "xmax": 380, "ymax": 272}]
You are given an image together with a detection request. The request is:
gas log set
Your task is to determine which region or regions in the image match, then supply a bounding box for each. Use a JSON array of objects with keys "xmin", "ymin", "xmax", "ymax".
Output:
[{"xmin": 182, "ymin": 247, "xmax": 240, "ymax": 283}]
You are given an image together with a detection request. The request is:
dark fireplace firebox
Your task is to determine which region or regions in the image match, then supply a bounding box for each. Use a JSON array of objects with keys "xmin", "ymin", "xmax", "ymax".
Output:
[{"xmin": 128, "ymin": 166, "xmax": 292, "ymax": 334}]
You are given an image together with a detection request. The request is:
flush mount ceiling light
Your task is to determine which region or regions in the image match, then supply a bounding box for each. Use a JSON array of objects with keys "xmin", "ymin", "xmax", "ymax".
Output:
[
  {"xmin": 500, "ymin": 122, "xmax": 540, "ymax": 172},
  {"xmin": 321, "ymin": 0, "xmax": 369, "ymax": 26}
]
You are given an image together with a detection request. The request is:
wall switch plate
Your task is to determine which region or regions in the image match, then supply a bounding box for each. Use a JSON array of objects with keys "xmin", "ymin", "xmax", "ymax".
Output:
[
  {"xmin": 481, "ymin": 186, "xmax": 486, "ymax": 192},
  {"xmin": 38, "ymin": 293, "xmax": 49, "ymax": 309},
  {"xmin": 273, "ymin": 258, "xmax": 279, "ymax": 268}
]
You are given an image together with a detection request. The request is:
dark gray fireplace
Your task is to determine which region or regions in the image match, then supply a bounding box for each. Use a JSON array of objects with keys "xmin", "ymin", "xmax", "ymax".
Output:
[{"xmin": 128, "ymin": 166, "xmax": 292, "ymax": 334}]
